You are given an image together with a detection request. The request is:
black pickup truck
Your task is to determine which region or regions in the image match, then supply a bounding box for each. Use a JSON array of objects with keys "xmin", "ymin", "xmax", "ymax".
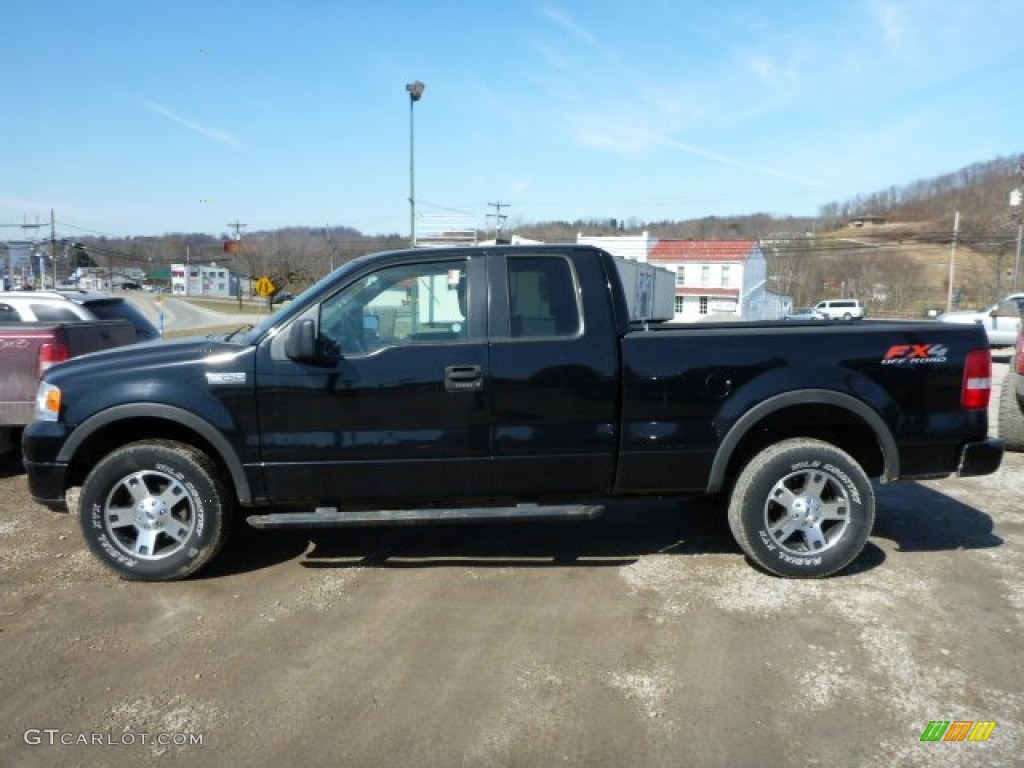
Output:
[{"xmin": 23, "ymin": 245, "xmax": 1003, "ymax": 581}]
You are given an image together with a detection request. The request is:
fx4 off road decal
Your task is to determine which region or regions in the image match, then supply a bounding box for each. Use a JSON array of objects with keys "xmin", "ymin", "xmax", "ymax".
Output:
[{"xmin": 881, "ymin": 343, "xmax": 949, "ymax": 365}]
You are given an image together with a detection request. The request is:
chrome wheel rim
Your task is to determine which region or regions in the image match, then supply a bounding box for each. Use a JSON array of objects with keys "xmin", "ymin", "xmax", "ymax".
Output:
[
  {"xmin": 103, "ymin": 470, "xmax": 196, "ymax": 560},
  {"xmin": 763, "ymin": 467, "xmax": 851, "ymax": 555}
]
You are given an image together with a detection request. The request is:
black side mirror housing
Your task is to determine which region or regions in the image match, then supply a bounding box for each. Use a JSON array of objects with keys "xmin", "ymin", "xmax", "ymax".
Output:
[{"xmin": 285, "ymin": 318, "xmax": 318, "ymax": 361}]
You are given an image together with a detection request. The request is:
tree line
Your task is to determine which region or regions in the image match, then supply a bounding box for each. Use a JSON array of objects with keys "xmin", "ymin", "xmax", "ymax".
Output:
[{"xmin": 67, "ymin": 153, "xmax": 1021, "ymax": 311}]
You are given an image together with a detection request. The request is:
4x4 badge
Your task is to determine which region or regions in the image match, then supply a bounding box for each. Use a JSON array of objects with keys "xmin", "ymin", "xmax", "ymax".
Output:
[{"xmin": 882, "ymin": 344, "xmax": 949, "ymax": 364}]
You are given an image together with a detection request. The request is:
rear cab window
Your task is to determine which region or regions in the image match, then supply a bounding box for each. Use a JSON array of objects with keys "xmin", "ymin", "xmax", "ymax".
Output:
[{"xmin": 85, "ymin": 300, "xmax": 161, "ymax": 340}]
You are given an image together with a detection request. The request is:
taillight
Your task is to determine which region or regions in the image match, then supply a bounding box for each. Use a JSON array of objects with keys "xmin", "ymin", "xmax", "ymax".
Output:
[
  {"xmin": 38, "ymin": 342, "xmax": 70, "ymax": 376},
  {"xmin": 962, "ymin": 349, "xmax": 992, "ymax": 410},
  {"xmin": 1016, "ymin": 332, "xmax": 1023, "ymax": 376}
]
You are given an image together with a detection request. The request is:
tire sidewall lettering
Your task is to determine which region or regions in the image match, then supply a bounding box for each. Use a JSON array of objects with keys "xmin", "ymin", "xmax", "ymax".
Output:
[
  {"xmin": 730, "ymin": 439, "xmax": 875, "ymax": 579},
  {"xmin": 79, "ymin": 442, "xmax": 228, "ymax": 581}
]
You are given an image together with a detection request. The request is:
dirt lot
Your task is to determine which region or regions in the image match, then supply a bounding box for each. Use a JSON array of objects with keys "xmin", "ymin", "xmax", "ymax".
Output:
[{"xmin": 1, "ymin": 366, "xmax": 1021, "ymax": 767}]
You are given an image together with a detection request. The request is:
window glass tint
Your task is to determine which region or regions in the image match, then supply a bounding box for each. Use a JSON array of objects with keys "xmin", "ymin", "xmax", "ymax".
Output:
[
  {"xmin": 507, "ymin": 256, "xmax": 580, "ymax": 338},
  {"xmin": 0, "ymin": 303, "xmax": 20, "ymax": 322},
  {"xmin": 86, "ymin": 300, "xmax": 160, "ymax": 340},
  {"xmin": 319, "ymin": 260, "xmax": 469, "ymax": 356},
  {"xmin": 30, "ymin": 304, "xmax": 80, "ymax": 322}
]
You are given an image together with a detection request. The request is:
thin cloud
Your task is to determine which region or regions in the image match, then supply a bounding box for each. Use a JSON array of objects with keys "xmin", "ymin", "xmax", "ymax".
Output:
[
  {"xmin": 139, "ymin": 98, "xmax": 240, "ymax": 147},
  {"xmin": 644, "ymin": 131, "xmax": 833, "ymax": 190},
  {"xmin": 541, "ymin": 7, "xmax": 599, "ymax": 46}
]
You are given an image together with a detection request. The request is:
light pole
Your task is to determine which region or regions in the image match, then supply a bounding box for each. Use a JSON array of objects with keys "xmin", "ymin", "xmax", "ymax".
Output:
[{"xmin": 406, "ymin": 80, "xmax": 425, "ymax": 247}]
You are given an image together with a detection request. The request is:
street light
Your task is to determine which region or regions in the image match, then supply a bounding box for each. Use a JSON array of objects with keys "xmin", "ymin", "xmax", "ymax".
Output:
[{"xmin": 406, "ymin": 80, "xmax": 425, "ymax": 247}]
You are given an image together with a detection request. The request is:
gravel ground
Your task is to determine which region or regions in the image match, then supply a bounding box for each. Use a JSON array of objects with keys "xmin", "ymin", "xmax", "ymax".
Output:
[{"xmin": 0, "ymin": 364, "xmax": 1020, "ymax": 767}]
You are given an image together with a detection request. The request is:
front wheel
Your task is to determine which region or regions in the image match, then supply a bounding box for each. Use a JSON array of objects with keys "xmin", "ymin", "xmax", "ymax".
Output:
[
  {"xmin": 727, "ymin": 439, "xmax": 875, "ymax": 578},
  {"xmin": 79, "ymin": 440, "xmax": 232, "ymax": 581}
]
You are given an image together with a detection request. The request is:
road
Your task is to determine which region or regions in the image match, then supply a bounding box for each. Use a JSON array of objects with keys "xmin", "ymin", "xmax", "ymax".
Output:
[
  {"xmin": 123, "ymin": 293, "xmax": 265, "ymax": 335},
  {"xmin": 0, "ymin": 367, "xmax": 1020, "ymax": 767}
]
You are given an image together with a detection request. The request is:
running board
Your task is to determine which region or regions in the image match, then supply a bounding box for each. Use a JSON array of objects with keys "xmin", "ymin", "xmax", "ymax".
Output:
[{"xmin": 247, "ymin": 503, "xmax": 605, "ymax": 530}]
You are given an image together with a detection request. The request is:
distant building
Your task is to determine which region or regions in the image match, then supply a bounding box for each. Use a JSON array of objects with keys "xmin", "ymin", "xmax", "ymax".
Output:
[
  {"xmin": 847, "ymin": 215, "xmax": 886, "ymax": 227},
  {"xmin": 649, "ymin": 240, "xmax": 774, "ymax": 321},
  {"xmin": 576, "ymin": 234, "xmax": 784, "ymax": 321},
  {"xmin": 170, "ymin": 263, "xmax": 237, "ymax": 297},
  {"xmin": 3, "ymin": 241, "xmax": 36, "ymax": 288},
  {"xmin": 577, "ymin": 231, "xmax": 654, "ymax": 263}
]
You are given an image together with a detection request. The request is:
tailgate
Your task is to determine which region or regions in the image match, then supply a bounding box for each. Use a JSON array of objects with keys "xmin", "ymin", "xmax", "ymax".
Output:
[{"xmin": 62, "ymin": 319, "xmax": 137, "ymax": 356}]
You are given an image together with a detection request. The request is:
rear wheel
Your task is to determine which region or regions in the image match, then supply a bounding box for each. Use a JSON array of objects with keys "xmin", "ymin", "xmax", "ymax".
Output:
[
  {"xmin": 79, "ymin": 440, "xmax": 232, "ymax": 581},
  {"xmin": 998, "ymin": 370, "xmax": 1024, "ymax": 451},
  {"xmin": 727, "ymin": 438, "xmax": 875, "ymax": 578}
]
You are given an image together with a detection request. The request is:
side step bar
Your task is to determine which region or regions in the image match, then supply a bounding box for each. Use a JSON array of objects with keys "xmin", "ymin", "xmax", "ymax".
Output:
[{"xmin": 247, "ymin": 503, "xmax": 605, "ymax": 530}]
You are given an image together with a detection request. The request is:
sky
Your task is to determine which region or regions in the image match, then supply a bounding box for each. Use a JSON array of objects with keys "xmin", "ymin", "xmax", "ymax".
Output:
[{"xmin": 2, "ymin": 0, "xmax": 1023, "ymax": 241}]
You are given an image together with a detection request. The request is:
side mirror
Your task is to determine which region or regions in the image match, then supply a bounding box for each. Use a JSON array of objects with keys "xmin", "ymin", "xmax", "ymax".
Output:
[{"xmin": 285, "ymin": 318, "xmax": 318, "ymax": 361}]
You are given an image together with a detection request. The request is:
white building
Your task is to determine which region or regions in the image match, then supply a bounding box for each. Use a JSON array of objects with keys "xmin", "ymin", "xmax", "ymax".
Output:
[
  {"xmin": 577, "ymin": 234, "xmax": 786, "ymax": 321},
  {"xmin": 650, "ymin": 240, "xmax": 775, "ymax": 321},
  {"xmin": 577, "ymin": 232, "xmax": 654, "ymax": 263},
  {"xmin": 170, "ymin": 263, "xmax": 235, "ymax": 297}
]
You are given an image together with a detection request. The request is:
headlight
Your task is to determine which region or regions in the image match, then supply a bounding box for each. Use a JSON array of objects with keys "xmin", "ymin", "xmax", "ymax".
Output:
[{"xmin": 35, "ymin": 382, "xmax": 62, "ymax": 422}]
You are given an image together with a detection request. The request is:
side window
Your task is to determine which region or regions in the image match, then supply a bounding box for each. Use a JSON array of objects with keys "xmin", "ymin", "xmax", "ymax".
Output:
[
  {"xmin": 996, "ymin": 299, "xmax": 1021, "ymax": 318},
  {"xmin": 319, "ymin": 260, "xmax": 469, "ymax": 356},
  {"xmin": 0, "ymin": 303, "xmax": 19, "ymax": 322},
  {"xmin": 30, "ymin": 304, "xmax": 80, "ymax": 322},
  {"xmin": 507, "ymin": 256, "xmax": 580, "ymax": 338}
]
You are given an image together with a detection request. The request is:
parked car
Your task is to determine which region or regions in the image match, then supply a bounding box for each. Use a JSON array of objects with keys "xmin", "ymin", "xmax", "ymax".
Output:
[
  {"xmin": 998, "ymin": 319, "xmax": 1024, "ymax": 451},
  {"xmin": 0, "ymin": 290, "xmax": 160, "ymax": 341},
  {"xmin": 937, "ymin": 293, "xmax": 1024, "ymax": 347},
  {"xmin": 0, "ymin": 313, "xmax": 137, "ymax": 455},
  {"xmin": 784, "ymin": 307, "xmax": 826, "ymax": 321},
  {"xmin": 814, "ymin": 299, "xmax": 866, "ymax": 320},
  {"xmin": 23, "ymin": 244, "xmax": 1001, "ymax": 582}
]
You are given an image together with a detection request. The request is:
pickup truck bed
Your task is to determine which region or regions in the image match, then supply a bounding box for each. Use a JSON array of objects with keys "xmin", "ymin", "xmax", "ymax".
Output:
[
  {"xmin": 0, "ymin": 320, "xmax": 137, "ymax": 453},
  {"xmin": 22, "ymin": 244, "xmax": 1003, "ymax": 581}
]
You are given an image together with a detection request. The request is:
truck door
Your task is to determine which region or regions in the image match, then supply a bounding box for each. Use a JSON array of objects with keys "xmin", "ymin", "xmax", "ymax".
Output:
[
  {"xmin": 486, "ymin": 250, "xmax": 620, "ymax": 496},
  {"xmin": 254, "ymin": 253, "xmax": 490, "ymax": 504}
]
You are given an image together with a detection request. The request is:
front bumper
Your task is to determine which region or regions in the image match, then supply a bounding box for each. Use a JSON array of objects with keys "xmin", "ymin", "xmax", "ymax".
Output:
[
  {"xmin": 957, "ymin": 437, "xmax": 1004, "ymax": 478},
  {"xmin": 22, "ymin": 420, "xmax": 75, "ymax": 511}
]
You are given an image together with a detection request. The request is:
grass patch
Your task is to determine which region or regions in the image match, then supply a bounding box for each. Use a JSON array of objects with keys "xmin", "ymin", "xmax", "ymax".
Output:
[
  {"xmin": 175, "ymin": 297, "xmax": 271, "ymax": 315},
  {"xmin": 163, "ymin": 323, "xmax": 247, "ymax": 339}
]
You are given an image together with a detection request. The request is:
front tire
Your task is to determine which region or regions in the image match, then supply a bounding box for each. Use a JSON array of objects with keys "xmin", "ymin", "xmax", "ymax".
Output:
[
  {"xmin": 79, "ymin": 440, "xmax": 232, "ymax": 581},
  {"xmin": 727, "ymin": 439, "xmax": 875, "ymax": 578}
]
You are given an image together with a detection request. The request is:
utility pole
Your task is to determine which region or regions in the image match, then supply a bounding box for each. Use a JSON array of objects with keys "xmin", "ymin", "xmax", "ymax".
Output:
[
  {"xmin": 487, "ymin": 201, "xmax": 510, "ymax": 243},
  {"xmin": 227, "ymin": 221, "xmax": 247, "ymax": 307},
  {"xmin": 227, "ymin": 220, "xmax": 247, "ymax": 241},
  {"xmin": 50, "ymin": 208, "xmax": 57, "ymax": 289},
  {"xmin": 946, "ymin": 210, "xmax": 960, "ymax": 313}
]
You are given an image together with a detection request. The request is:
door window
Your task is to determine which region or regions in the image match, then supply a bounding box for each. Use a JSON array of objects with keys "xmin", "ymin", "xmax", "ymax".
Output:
[{"xmin": 318, "ymin": 260, "xmax": 470, "ymax": 356}]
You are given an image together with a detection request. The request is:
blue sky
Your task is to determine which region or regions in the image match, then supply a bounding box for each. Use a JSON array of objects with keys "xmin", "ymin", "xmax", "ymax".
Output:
[{"xmin": 2, "ymin": 1, "xmax": 1022, "ymax": 240}]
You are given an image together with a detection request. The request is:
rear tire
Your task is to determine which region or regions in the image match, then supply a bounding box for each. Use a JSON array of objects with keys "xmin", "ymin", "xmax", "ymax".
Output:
[
  {"xmin": 727, "ymin": 438, "xmax": 875, "ymax": 578},
  {"xmin": 79, "ymin": 440, "xmax": 232, "ymax": 581},
  {"xmin": 998, "ymin": 370, "xmax": 1024, "ymax": 451}
]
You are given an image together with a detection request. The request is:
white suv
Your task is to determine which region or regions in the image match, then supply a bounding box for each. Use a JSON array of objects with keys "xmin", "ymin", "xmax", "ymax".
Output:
[{"xmin": 814, "ymin": 299, "xmax": 866, "ymax": 320}]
